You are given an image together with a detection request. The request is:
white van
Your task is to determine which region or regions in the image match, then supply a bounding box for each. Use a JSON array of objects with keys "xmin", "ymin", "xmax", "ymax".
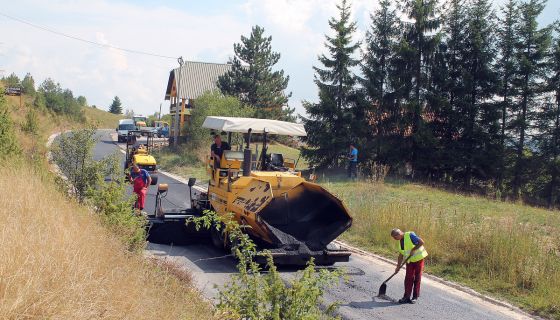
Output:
[{"xmin": 116, "ymin": 119, "xmax": 136, "ymax": 142}]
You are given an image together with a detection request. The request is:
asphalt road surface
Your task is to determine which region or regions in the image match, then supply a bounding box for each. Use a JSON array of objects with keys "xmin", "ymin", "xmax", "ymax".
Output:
[{"xmin": 93, "ymin": 129, "xmax": 532, "ymax": 320}]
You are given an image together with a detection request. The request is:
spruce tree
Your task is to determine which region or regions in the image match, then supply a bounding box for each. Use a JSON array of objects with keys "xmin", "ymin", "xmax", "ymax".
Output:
[
  {"xmin": 496, "ymin": 0, "xmax": 519, "ymax": 193},
  {"xmin": 460, "ymin": 0, "xmax": 498, "ymax": 186},
  {"xmin": 430, "ymin": 0, "xmax": 468, "ymax": 181},
  {"xmin": 361, "ymin": 0, "xmax": 400, "ymax": 164},
  {"xmin": 537, "ymin": 27, "xmax": 560, "ymax": 207},
  {"xmin": 218, "ymin": 25, "xmax": 292, "ymax": 120},
  {"xmin": 109, "ymin": 96, "xmax": 123, "ymax": 114},
  {"xmin": 301, "ymin": 0, "xmax": 360, "ymax": 168},
  {"xmin": 511, "ymin": 0, "xmax": 552, "ymax": 198},
  {"xmin": 398, "ymin": 0, "xmax": 441, "ymax": 172}
]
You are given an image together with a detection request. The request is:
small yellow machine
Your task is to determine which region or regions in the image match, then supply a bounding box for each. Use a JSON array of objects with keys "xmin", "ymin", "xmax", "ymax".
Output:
[
  {"xmin": 188, "ymin": 117, "xmax": 353, "ymax": 265},
  {"xmin": 124, "ymin": 130, "xmax": 158, "ymax": 185}
]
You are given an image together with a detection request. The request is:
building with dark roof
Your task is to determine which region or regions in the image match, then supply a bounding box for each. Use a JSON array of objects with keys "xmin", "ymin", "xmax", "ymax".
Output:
[{"xmin": 164, "ymin": 61, "xmax": 231, "ymax": 139}]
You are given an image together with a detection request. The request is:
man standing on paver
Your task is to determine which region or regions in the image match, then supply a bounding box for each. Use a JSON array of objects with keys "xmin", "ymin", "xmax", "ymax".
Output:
[
  {"xmin": 348, "ymin": 143, "xmax": 358, "ymax": 179},
  {"xmin": 211, "ymin": 134, "xmax": 231, "ymax": 168},
  {"xmin": 391, "ymin": 228, "xmax": 428, "ymax": 304}
]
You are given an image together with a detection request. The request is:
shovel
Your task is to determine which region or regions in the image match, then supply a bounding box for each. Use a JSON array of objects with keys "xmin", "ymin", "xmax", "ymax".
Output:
[{"xmin": 378, "ymin": 254, "xmax": 412, "ymax": 297}]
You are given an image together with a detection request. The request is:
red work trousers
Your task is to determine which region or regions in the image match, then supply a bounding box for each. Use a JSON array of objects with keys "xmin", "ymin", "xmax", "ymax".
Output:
[
  {"xmin": 133, "ymin": 176, "xmax": 147, "ymax": 210},
  {"xmin": 404, "ymin": 259, "xmax": 424, "ymax": 299}
]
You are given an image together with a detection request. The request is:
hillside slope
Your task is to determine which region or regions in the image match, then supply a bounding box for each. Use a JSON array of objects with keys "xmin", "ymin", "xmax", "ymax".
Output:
[
  {"xmin": 0, "ymin": 92, "xmax": 215, "ymax": 319},
  {"xmin": 0, "ymin": 165, "xmax": 213, "ymax": 319}
]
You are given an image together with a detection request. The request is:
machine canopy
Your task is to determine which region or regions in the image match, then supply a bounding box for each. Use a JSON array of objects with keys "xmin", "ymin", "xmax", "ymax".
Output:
[{"xmin": 202, "ymin": 116, "xmax": 307, "ymax": 136}]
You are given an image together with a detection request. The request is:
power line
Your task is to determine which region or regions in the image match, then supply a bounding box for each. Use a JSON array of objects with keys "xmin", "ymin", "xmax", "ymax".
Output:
[{"xmin": 0, "ymin": 11, "xmax": 177, "ymax": 60}]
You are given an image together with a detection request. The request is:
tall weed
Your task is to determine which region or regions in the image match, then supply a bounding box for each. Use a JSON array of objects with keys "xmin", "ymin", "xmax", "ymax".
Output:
[{"xmin": 189, "ymin": 211, "xmax": 342, "ymax": 320}]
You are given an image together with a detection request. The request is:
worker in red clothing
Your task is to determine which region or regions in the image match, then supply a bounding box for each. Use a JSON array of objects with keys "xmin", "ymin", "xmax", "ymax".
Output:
[
  {"xmin": 391, "ymin": 228, "xmax": 429, "ymax": 304},
  {"xmin": 130, "ymin": 163, "xmax": 151, "ymax": 215}
]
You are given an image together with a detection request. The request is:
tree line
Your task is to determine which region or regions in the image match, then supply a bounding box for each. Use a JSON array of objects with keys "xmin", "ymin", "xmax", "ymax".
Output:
[
  {"xmin": 2, "ymin": 72, "xmax": 125, "ymax": 118},
  {"xmin": 301, "ymin": 0, "xmax": 560, "ymax": 208},
  {"xmin": 2, "ymin": 72, "xmax": 87, "ymax": 121}
]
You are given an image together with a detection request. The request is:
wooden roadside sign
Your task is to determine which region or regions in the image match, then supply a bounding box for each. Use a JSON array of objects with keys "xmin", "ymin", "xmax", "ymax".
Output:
[{"xmin": 5, "ymin": 87, "xmax": 22, "ymax": 96}]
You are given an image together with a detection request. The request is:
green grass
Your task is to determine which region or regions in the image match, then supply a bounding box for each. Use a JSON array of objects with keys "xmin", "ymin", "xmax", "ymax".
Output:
[
  {"xmin": 153, "ymin": 145, "xmax": 209, "ymax": 181},
  {"xmin": 83, "ymin": 106, "xmax": 123, "ymax": 129},
  {"xmin": 324, "ymin": 179, "xmax": 560, "ymax": 319},
  {"xmin": 267, "ymin": 142, "xmax": 308, "ymax": 170}
]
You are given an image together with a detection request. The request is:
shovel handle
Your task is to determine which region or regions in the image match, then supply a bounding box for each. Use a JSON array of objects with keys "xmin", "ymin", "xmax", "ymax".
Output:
[{"xmin": 382, "ymin": 254, "xmax": 413, "ymax": 284}]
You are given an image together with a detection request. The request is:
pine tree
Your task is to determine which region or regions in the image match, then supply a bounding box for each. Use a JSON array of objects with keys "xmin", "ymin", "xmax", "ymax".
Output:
[
  {"xmin": 361, "ymin": 0, "xmax": 400, "ymax": 164},
  {"xmin": 218, "ymin": 25, "xmax": 292, "ymax": 120},
  {"xmin": 459, "ymin": 0, "xmax": 498, "ymax": 186},
  {"xmin": 21, "ymin": 73, "xmax": 35, "ymax": 95},
  {"xmin": 398, "ymin": 0, "xmax": 441, "ymax": 173},
  {"xmin": 496, "ymin": 0, "xmax": 519, "ymax": 193},
  {"xmin": 3, "ymin": 73, "xmax": 20, "ymax": 88},
  {"xmin": 109, "ymin": 96, "xmax": 123, "ymax": 114},
  {"xmin": 39, "ymin": 78, "xmax": 64, "ymax": 113},
  {"xmin": 511, "ymin": 0, "xmax": 552, "ymax": 198},
  {"xmin": 77, "ymin": 96, "xmax": 87, "ymax": 107},
  {"xmin": 301, "ymin": 0, "xmax": 360, "ymax": 168}
]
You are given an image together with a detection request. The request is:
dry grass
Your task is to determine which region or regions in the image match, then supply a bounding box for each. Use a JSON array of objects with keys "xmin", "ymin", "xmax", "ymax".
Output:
[
  {"xmin": 0, "ymin": 163, "xmax": 214, "ymax": 319},
  {"xmin": 5, "ymin": 96, "xmax": 121, "ymax": 157}
]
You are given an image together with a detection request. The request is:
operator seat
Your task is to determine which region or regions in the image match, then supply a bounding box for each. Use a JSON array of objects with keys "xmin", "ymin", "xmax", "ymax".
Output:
[{"xmin": 268, "ymin": 153, "xmax": 288, "ymax": 172}]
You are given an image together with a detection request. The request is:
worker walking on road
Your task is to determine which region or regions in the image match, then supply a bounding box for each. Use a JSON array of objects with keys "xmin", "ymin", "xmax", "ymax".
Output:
[
  {"xmin": 130, "ymin": 163, "xmax": 151, "ymax": 215},
  {"xmin": 391, "ymin": 228, "xmax": 428, "ymax": 304}
]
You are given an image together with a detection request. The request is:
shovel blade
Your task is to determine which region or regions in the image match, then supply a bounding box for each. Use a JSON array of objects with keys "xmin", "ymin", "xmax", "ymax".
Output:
[{"xmin": 378, "ymin": 282, "xmax": 387, "ymax": 296}]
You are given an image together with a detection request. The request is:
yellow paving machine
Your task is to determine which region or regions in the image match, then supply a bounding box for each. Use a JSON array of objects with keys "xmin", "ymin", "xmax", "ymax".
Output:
[{"xmin": 151, "ymin": 117, "xmax": 352, "ymax": 265}]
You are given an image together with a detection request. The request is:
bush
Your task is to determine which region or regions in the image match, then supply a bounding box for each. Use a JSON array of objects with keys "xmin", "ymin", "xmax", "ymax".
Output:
[
  {"xmin": 0, "ymin": 93, "xmax": 21, "ymax": 159},
  {"xmin": 51, "ymin": 129, "xmax": 146, "ymax": 251},
  {"xmin": 86, "ymin": 154, "xmax": 146, "ymax": 251},
  {"xmin": 189, "ymin": 211, "xmax": 342, "ymax": 320},
  {"xmin": 22, "ymin": 108, "xmax": 39, "ymax": 135},
  {"xmin": 51, "ymin": 128, "xmax": 99, "ymax": 202}
]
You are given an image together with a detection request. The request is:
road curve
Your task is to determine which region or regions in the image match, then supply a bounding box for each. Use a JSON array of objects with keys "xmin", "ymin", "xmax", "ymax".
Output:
[{"xmin": 93, "ymin": 129, "xmax": 533, "ymax": 320}]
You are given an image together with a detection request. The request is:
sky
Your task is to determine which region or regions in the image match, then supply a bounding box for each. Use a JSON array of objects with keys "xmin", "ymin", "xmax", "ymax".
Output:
[{"xmin": 1, "ymin": 0, "xmax": 559, "ymax": 118}]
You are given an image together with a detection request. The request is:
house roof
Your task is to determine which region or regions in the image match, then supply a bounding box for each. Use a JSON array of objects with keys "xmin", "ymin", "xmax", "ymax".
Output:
[{"xmin": 164, "ymin": 61, "xmax": 232, "ymax": 100}]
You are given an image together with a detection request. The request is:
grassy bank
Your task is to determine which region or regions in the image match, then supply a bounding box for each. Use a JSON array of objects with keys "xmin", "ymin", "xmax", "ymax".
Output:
[
  {"xmin": 154, "ymin": 145, "xmax": 209, "ymax": 181},
  {"xmin": 327, "ymin": 179, "xmax": 560, "ymax": 318},
  {"xmin": 0, "ymin": 164, "xmax": 214, "ymax": 319},
  {"xmin": 1, "ymin": 91, "xmax": 214, "ymax": 319}
]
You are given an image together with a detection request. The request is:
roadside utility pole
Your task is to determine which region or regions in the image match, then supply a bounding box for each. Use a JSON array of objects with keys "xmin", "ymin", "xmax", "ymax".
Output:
[{"xmin": 173, "ymin": 56, "xmax": 184, "ymax": 148}]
